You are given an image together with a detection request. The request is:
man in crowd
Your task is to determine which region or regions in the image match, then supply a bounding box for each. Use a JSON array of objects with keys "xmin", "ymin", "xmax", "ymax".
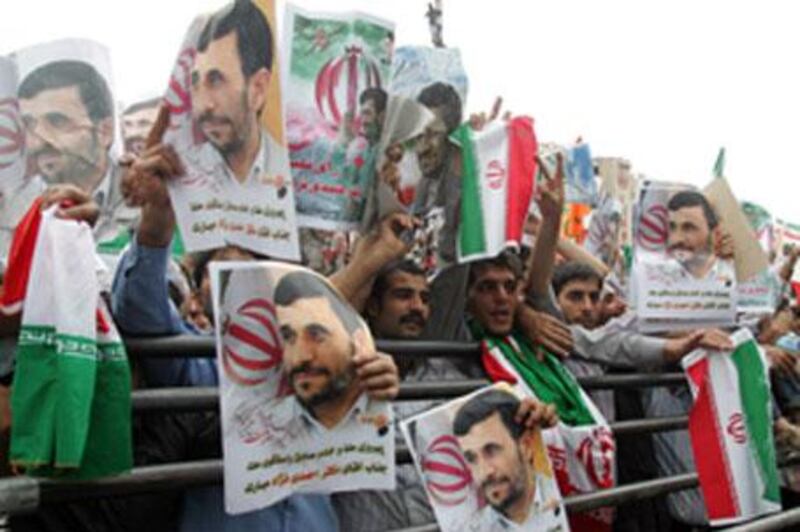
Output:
[
  {"xmin": 113, "ymin": 109, "xmax": 399, "ymax": 531},
  {"xmin": 121, "ymin": 97, "xmax": 161, "ymax": 156},
  {"xmin": 190, "ymin": 0, "xmax": 284, "ymax": 193},
  {"xmin": 454, "ymin": 388, "xmax": 561, "ymax": 530}
]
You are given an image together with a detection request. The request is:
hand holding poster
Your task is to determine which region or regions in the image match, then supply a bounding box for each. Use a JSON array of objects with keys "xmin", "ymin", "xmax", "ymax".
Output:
[
  {"xmin": 631, "ymin": 182, "xmax": 736, "ymax": 332},
  {"xmin": 211, "ymin": 261, "xmax": 394, "ymax": 514},
  {"xmin": 284, "ymin": 5, "xmax": 395, "ymax": 231},
  {"xmin": 401, "ymin": 383, "xmax": 568, "ymax": 532},
  {"xmin": 163, "ymin": 0, "xmax": 300, "ymax": 259},
  {"xmin": 682, "ymin": 329, "xmax": 781, "ymax": 525}
]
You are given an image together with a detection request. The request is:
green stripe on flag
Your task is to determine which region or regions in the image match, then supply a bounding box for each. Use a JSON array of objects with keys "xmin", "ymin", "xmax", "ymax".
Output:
[
  {"xmin": 456, "ymin": 125, "xmax": 487, "ymax": 256},
  {"xmin": 732, "ymin": 339, "xmax": 781, "ymax": 503},
  {"xmin": 713, "ymin": 147, "xmax": 726, "ymax": 179}
]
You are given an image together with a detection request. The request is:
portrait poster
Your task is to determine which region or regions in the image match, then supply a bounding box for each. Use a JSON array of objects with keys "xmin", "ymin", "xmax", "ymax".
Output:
[
  {"xmin": 283, "ymin": 5, "xmax": 395, "ymax": 231},
  {"xmin": 741, "ymin": 201, "xmax": 774, "ymax": 256},
  {"xmin": 2, "ymin": 39, "xmax": 122, "ymax": 260},
  {"xmin": 584, "ymin": 193, "xmax": 623, "ymax": 269},
  {"xmin": 401, "ymin": 383, "xmax": 568, "ymax": 532},
  {"xmin": 210, "ymin": 261, "xmax": 395, "ymax": 514},
  {"xmin": 631, "ymin": 181, "xmax": 736, "ymax": 332},
  {"xmin": 163, "ymin": 0, "xmax": 300, "ymax": 259}
]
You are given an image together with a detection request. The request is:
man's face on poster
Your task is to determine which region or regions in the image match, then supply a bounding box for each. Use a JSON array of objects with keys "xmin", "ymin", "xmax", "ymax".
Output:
[
  {"xmin": 121, "ymin": 103, "xmax": 159, "ymax": 156},
  {"xmin": 457, "ymin": 412, "xmax": 530, "ymax": 514},
  {"xmin": 667, "ymin": 205, "xmax": 712, "ymax": 266},
  {"xmin": 415, "ymin": 107, "xmax": 450, "ymax": 178},
  {"xmin": 20, "ymin": 84, "xmax": 110, "ymax": 185},
  {"xmin": 277, "ymin": 296, "xmax": 356, "ymax": 409},
  {"xmin": 191, "ymin": 31, "xmax": 267, "ymax": 157}
]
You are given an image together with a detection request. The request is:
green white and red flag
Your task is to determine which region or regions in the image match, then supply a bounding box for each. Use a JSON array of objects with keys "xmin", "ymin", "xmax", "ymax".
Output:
[
  {"xmin": 453, "ymin": 117, "xmax": 538, "ymax": 262},
  {"xmin": 682, "ymin": 329, "xmax": 781, "ymax": 526}
]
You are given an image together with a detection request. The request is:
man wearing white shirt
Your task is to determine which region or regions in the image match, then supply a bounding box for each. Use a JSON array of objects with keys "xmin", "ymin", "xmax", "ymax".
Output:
[{"xmin": 190, "ymin": 0, "xmax": 287, "ymax": 197}]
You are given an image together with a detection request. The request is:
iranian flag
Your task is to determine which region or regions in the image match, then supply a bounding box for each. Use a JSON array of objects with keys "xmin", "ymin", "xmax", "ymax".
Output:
[
  {"xmin": 453, "ymin": 117, "xmax": 537, "ymax": 262},
  {"xmin": 682, "ymin": 329, "xmax": 781, "ymax": 526}
]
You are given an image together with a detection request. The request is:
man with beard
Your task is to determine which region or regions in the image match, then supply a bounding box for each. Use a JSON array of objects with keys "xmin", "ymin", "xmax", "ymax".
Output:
[
  {"xmin": 270, "ymin": 269, "xmax": 395, "ymax": 437},
  {"xmin": 190, "ymin": 0, "xmax": 285, "ymax": 193},
  {"xmin": 666, "ymin": 190, "xmax": 733, "ymax": 282},
  {"xmin": 14, "ymin": 59, "xmax": 136, "ymax": 250},
  {"xmin": 454, "ymin": 388, "xmax": 562, "ymax": 531}
]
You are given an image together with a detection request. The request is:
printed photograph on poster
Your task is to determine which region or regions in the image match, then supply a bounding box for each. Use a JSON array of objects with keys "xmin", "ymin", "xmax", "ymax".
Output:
[
  {"xmin": 0, "ymin": 57, "xmax": 24, "ymax": 264},
  {"xmin": 631, "ymin": 181, "xmax": 736, "ymax": 332},
  {"xmin": 2, "ymin": 39, "xmax": 136, "ymax": 261},
  {"xmin": 401, "ymin": 383, "xmax": 568, "ymax": 532},
  {"xmin": 163, "ymin": 0, "xmax": 300, "ymax": 259},
  {"xmin": 283, "ymin": 5, "xmax": 395, "ymax": 231},
  {"xmin": 211, "ymin": 261, "xmax": 395, "ymax": 514}
]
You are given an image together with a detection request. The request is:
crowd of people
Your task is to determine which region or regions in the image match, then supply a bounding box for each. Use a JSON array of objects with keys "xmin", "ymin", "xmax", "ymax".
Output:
[{"xmin": 1, "ymin": 1, "xmax": 800, "ymax": 532}]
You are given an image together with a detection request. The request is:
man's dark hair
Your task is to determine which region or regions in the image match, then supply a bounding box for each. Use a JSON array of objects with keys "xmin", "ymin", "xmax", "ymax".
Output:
[
  {"xmin": 123, "ymin": 96, "xmax": 161, "ymax": 116},
  {"xmin": 453, "ymin": 389, "xmax": 523, "ymax": 440},
  {"xmin": 667, "ymin": 190, "xmax": 718, "ymax": 230},
  {"xmin": 370, "ymin": 259, "xmax": 426, "ymax": 303},
  {"xmin": 417, "ymin": 82, "xmax": 462, "ymax": 133},
  {"xmin": 197, "ymin": 0, "xmax": 273, "ymax": 78},
  {"xmin": 359, "ymin": 87, "xmax": 388, "ymax": 115},
  {"xmin": 274, "ymin": 270, "xmax": 362, "ymax": 335},
  {"xmin": 18, "ymin": 60, "xmax": 112, "ymax": 123},
  {"xmin": 467, "ymin": 251, "xmax": 523, "ymax": 290},
  {"xmin": 552, "ymin": 261, "xmax": 603, "ymax": 297}
]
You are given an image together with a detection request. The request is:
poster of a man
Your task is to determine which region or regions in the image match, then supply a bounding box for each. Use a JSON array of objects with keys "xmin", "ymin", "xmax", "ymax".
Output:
[
  {"xmin": 283, "ymin": 5, "xmax": 395, "ymax": 230},
  {"xmin": 8, "ymin": 39, "xmax": 137, "ymax": 252},
  {"xmin": 164, "ymin": 0, "xmax": 300, "ymax": 259},
  {"xmin": 402, "ymin": 384, "xmax": 567, "ymax": 532},
  {"xmin": 632, "ymin": 183, "xmax": 736, "ymax": 331},
  {"xmin": 211, "ymin": 262, "xmax": 395, "ymax": 514}
]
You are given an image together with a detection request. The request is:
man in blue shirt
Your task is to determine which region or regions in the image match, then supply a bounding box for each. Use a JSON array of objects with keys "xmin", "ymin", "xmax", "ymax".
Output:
[{"xmin": 113, "ymin": 120, "xmax": 400, "ymax": 531}]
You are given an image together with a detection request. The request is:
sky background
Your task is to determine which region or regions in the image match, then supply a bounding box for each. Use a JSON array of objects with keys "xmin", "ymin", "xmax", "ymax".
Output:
[{"xmin": 3, "ymin": 0, "xmax": 798, "ymax": 221}]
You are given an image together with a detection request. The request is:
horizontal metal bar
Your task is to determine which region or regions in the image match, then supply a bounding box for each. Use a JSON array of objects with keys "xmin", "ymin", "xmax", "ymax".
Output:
[
  {"xmin": 564, "ymin": 472, "xmax": 698, "ymax": 514},
  {"xmin": 124, "ymin": 336, "xmax": 481, "ymax": 359},
  {"xmin": 612, "ymin": 416, "xmax": 687, "ymax": 436},
  {"xmin": 579, "ymin": 373, "xmax": 686, "ymax": 390},
  {"xmin": 725, "ymin": 507, "xmax": 800, "ymax": 532}
]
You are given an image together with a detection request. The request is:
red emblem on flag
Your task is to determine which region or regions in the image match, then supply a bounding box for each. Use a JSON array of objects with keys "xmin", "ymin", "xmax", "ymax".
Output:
[
  {"xmin": 421, "ymin": 434, "xmax": 473, "ymax": 506},
  {"xmin": 637, "ymin": 204, "xmax": 669, "ymax": 252},
  {"xmin": 222, "ymin": 298, "xmax": 283, "ymax": 386},
  {"xmin": 486, "ymin": 159, "xmax": 505, "ymax": 190},
  {"xmin": 314, "ymin": 46, "xmax": 382, "ymax": 129},
  {"xmin": 0, "ymin": 98, "xmax": 24, "ymax": 170},
  {"xmin": 576, "ymin": 426, "xmax": 616, "ymax": 489},
  {"xmin": 727, "ymin": 413, "xmax": 746, "ymax": 444}
]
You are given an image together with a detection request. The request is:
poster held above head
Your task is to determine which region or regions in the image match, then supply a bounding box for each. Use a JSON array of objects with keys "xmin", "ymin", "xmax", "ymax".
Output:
[
  {"xmin": 0, "ymin": 57, "xmax": 25, "ymax": 265},
  {"xmin": 631, "ymin": 182, "xmax": 737, "ymax": 332},
  {"xmin": 401, "ymin": 383, "xmax": 569, "ymax": 532},
  {"xmin": 163, "ymin": 0, "xmax": 300, "ymax": 259},
  {"xmin": 283, "ymin": 5, "xmax": 395, "ymax": 232},
  {"xmin": 210, "ymin": 261, "xmax": 395, "ymax": 514}
]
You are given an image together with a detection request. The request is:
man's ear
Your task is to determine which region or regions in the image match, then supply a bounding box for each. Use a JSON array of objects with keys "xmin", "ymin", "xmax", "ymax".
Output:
[
  {"xmin": 248, "ymin": 68, "xmax": 271, "ymax": 118},
  {"xmin": 97, "ymin": 116, "xmax": 114, "ymax": 151}
]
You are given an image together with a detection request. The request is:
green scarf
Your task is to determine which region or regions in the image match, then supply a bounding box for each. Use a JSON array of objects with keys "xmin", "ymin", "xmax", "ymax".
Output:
[{"xmin": 471, "ymin": 321, "xmax": 596, "ymax": 426}]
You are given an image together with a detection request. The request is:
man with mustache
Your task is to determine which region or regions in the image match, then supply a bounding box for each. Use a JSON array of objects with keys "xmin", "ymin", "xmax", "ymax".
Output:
[
  {"xmin": 454, "ymin": 388, "xmax": 562, "ymax": 531},
  {"xmin": 273, "ymin": 269, "xmax": 396, "ymax": 432},
  {"xmin": 666, "ymin": 190, "xmax": 733, "ymax": 282},
  {"xmin": 121, "ymin": 97, "xmax": 160, "ymax": 157},
  {"xmin": 190, "ymin": 0, "xmax": 285, "ymax": 194},
  {"xmin": 9, "ymin": 59, "xmax": 137, "ymax": 257}
]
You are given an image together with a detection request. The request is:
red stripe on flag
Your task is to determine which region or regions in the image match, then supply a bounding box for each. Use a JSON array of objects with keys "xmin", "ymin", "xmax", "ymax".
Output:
[
  {"xmin": 687, "ymin": 357, "xmax": 740, "ymax": 520},
  {"xmin": 504, "ymin": 117, "xmax": 537, "ymax": 243}
]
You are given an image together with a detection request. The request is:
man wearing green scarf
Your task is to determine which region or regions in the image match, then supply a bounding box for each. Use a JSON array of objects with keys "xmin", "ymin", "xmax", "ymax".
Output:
[{"xmin": 465, "ymin": 251, "xmax": 596, "ymax": 427}]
